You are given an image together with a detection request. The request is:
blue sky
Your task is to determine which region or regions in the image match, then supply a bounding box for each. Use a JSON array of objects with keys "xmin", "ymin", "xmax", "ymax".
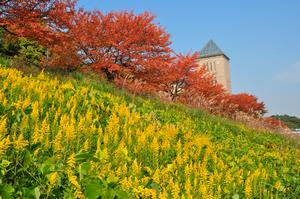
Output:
[{"xmin": 78, "ymin": 0, "xmax": 300, "ymax": 117}]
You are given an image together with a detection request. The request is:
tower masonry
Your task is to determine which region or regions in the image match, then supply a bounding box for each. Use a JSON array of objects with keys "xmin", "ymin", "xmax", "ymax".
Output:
[{"xmin": 196, "ymin": 40, "xmax": 231, "ymax": 92}]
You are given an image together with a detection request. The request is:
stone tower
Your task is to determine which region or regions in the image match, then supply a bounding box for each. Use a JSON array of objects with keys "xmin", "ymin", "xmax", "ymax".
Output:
[{"xmin": 196, "ymin": 40, "xmax": 231, "ymax": 92}]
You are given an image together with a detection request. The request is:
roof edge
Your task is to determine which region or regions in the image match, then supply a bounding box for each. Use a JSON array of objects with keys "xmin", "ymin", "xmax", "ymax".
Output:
[{"xmin": 198, "ymin": 53, "xmax": 230, "ymax": 60}]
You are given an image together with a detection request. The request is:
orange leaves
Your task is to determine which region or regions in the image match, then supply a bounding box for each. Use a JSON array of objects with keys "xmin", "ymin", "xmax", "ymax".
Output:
[
  {"xmin": 147, "ymin": 52, "xmax": 224, "ymax": 102},
  {"xmin": 46, "ymin": 10, "xmax": 172, "ymax": 79},
  {"xmin": 95, "ymin": 11, "xmax": 172, "ymax": 80},
  {"xmin": 226, "ymin": 93, "xmax": 266, "ymax": 118},
  {"xmin": 0, "ymin": 0, "xmax": 77, "ymax": 45}
]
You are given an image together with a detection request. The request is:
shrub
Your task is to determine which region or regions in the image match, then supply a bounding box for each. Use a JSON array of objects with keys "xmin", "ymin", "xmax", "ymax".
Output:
[{"xmin": 17, "ymin": 38, "xmax": 45, "ymax": 66}]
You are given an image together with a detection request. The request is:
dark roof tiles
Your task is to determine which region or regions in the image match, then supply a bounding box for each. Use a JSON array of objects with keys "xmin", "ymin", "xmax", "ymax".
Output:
[{"xmin": 199, "ymin": 40, "xmax": 229, "ymax": 60}]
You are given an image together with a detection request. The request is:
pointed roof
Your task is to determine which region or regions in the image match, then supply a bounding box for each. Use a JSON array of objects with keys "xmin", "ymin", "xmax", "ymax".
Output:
[{"xmin": 199, "ymin": 40, "xmax": 229, "ymax": 60}]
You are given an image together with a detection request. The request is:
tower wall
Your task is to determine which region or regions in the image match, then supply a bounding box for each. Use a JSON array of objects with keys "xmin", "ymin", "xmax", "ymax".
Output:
[{"xmin": 196, "ymin": 55, "xmax": 231, "ymax": 92}]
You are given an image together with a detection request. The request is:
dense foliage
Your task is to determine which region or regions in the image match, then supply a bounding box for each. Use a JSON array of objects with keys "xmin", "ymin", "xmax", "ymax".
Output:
[
  {"xmin": 0, "ymin": 66, "xmax": 299, "ymax": 198},
  {"xmin": 272, "ymin": 115, "xmax": 300, "ymax": 130},
  {"xmin": 0, "ymin": 0, "xmax": 268, "ymax": 120}
]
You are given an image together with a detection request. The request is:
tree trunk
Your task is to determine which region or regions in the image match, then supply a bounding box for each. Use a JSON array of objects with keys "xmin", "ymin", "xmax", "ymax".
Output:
[{"xmin": 102, "ymin": 68, "xmax": 116, "ymax": 82}]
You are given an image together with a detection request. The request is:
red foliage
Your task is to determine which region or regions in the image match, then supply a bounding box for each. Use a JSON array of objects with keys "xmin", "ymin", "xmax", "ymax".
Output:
[
  {"xmin": 47, "ymin": 10, "xmax": 172, "ymax": 77},
  {"xmin": 96, "ymin": 11, "xmax": 172, "ymax": 81},
  {"xmin": 0, "ymin": 0, "xmax": 76, "ymax": 45},
  {"xmin": 141, "ymin": 52, "xmax": 225, "ymax": 102},
  {"xmin": 225, "ymin": 93, "xmax": 266, "ymax": 118},
  {"xmin": 263, "ymin": 117, "xmax": 288, "ymax": 129}
]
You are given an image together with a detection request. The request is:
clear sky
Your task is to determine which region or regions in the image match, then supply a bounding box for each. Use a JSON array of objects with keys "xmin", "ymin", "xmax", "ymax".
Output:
[{"xmin": 78, "ymin": 0, "xmax": 300, "ymax": 117}]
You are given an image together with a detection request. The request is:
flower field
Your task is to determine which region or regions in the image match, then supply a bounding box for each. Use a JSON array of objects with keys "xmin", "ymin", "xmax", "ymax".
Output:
[{"xmin": 0, "ymin": 66, "xmax": 299, "ymax": 198}]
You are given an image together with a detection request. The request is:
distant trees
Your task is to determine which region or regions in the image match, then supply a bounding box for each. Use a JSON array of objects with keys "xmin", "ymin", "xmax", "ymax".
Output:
[
  {"xmin": 263, "ymin": 117, "xmax": 288, "ymax": 129},
  {"xmin": 0, "ymin": 0, "xmax": 268, "ymax": 120},
  {"xmin": 271, "ymin": 115, "xmax": 300, "ymax": 130}
]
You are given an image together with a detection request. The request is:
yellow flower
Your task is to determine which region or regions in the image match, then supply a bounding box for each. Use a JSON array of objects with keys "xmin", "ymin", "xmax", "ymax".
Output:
[
  {"xmin": 184, "ymin": 164, "xmax": 190, "ymax": 177},
  {"xmin": 22, "ymin": 98, "xmax": 31, "ymax": 109},
  {"xmin": 48, "ymin": 172, "xmax": 58, "ymax": 187},
  {"xmin": 20, "ymin": 115, "xmax": 29, "ymax": 131},
  {"xmin": 41, "ymin": 115, "xmax": 50, "ymax": 135},
  {"xmin": 200, "ymin": 182, "xmax": 207, "ymax": 198},
  {"xmin": 31, "ymin": 101, "xmax": 39, "ymax": 122},
  {"xmin": 14, "ymin": 133, "xmax": 28, "ymax": 151},
  {"xmin": 67, "ymin": 153, "xmax": 76, "ymax": 169},
  {"xmin": 152, "ymin": 169, "xmax": 160, "ymax": 184},
  {"xmin": 274, "ymin": 181, "xmax": 281, "ymax": 190},
  {"xmin": 184, "ymin": 178, "xmax": 191, "ymax": 198},
  {"xmin": 151, "ymin": 137, "xmax": 159, "ymax": 152},
  {"xmin": 106, "ymin": 112, "xmax": 120, "ymax": 137},
  {"xmin": 68, "ymin": 174, "xmax": 85, "ymax": 199},
  {"xmin": 225, "ymin": 171, "xmax": 232, "ymax": 185},
  {"xmin": 54, "ymin": 107, "xmax": 62, "ymax": 123},
  {"xmin": 158, "ymin": 188, "xmax": 168, "ymax": 199},
  {"xmin": 65, "ymin": 117, "xmax": 76, "ymax": 142},
  {"xmin": 77, "ymin": 117, "xmax": 86, "ymax": 132},
  {"xmin": 83, "ymin": 139, "xmax": 90, "ymax": 151},
  {"xmin": 53, "ymin": 130, "xmax": 63, "ymax": 152},
  {"xmin": 103, "ymin": 133, "xmax": 109, "ymax": 145},
  {"xmin": 0, "ymin": 137, "xmax": 10, "ymax": 157},
  {"xmin": 0, "ymin": 117, "xmax": 7, "ymax": 136},
  {"xmin": 245, "ymin": 176, "xmax": 252, "ymax": 199},
  {"xmin": 169, "ymin": 178, "xmax": 180, "ymax": 199},
  {"xmin": 120, "ymin": 177, "xmax": 132, "ymax": 190},
  {"xmin": 31, "ymin": 123, "xmax": 40, "ymax": 144},
  {"xmin": 132, "ymin": 159, "xmax": 140, "ymax": 175},
  {"xmin": 61, "ymin": 82, "xmax": 75, "ymax": 91},
  {"xmin": 137, "ymin": 133, "xmax": 146, "ymax": 147}
]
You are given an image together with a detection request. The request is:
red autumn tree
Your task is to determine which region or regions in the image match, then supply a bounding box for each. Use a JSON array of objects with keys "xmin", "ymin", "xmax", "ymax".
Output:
[
  {"xmin": 163, "ymin": 53, "xmax": 200, "ymax": 101},
  {"xmin": 0, "ymin": 0, "xmax": 76, "ymax": 45},
  {"xmin": 75, "ymin": 11, "xmax": 172, "ymax": 81},
  {"xmin": 180, "ymin": 66, "xmax": 225, "ymax": 104},
  {"xmin": 46, "ymin": 9, "xmax": 97, "ymax": 70},
  {"xmin": 142, "ymin": 52, "xmax": 225, "ymax": 102},
  {"xmin": 139, "ymin": 53, "xmax": 198, "ymax": 99},
  {"xmin": 47, "ymin": 10, "xmax": 173, "ymax": 78},
  {"xmin": 227, "ymin": 93, "xmax": 266, "ymax": 117}
]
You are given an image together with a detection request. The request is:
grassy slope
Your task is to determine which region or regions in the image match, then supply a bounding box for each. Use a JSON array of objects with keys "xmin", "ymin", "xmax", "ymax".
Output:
[{"xmin": 0, "ymin": 65, "xmax": 299, "ymax": 198}]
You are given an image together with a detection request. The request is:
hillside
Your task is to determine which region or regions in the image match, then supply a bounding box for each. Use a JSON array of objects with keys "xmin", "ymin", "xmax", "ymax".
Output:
[{"xmin": 0, "ymin": 65, "xmax": 299, "ymax": 198}]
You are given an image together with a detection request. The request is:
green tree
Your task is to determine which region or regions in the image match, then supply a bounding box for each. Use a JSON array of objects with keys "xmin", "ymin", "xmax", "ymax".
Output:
[
  {"xmin": 271, "ymin": 115, "xmax": 300, "ymax": 130},
  {"xmin": 18, "ymin": 38, "xmax": 45, "ymax": 66}
]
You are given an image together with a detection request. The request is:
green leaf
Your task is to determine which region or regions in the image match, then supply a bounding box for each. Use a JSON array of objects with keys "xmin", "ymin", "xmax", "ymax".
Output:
[
  {"xmin": 80, "ymin": 162, "xmax": 92, "ymax": 176},
  {"xmin": 115, "ymin": 189, "xmax": 129, "ymax": 199},
  {"xmin": 84, "ymin": 180, "xmax": 104, "ymax": 199},
  {"xmin": 232, "ymin": 193, "xmax": 240, "ymax": 199},
  {"xmin": 23, "ymin": 150, "xmax": 32, "ymax": 168},
  {"xmin": 75, "ymin": 152, "xmax": 93, "ymax": 163},
  {"xmin": 40, "ymin": 159, "xmax": 55, "ymax": 175},
  {"xmin": 0, "ymin": 184, "xmax": 14, "ymax": 199},
  {"xmin": 1, "ymin": 159, "xmax": 11, "ymax": 168},
  {"xmin": 34, "ymin": 187, "xmax": 41, "ymax": 199},
  {"xmin": 150, "ymin": 182, "xmax": 161, "ymax": 192}
]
